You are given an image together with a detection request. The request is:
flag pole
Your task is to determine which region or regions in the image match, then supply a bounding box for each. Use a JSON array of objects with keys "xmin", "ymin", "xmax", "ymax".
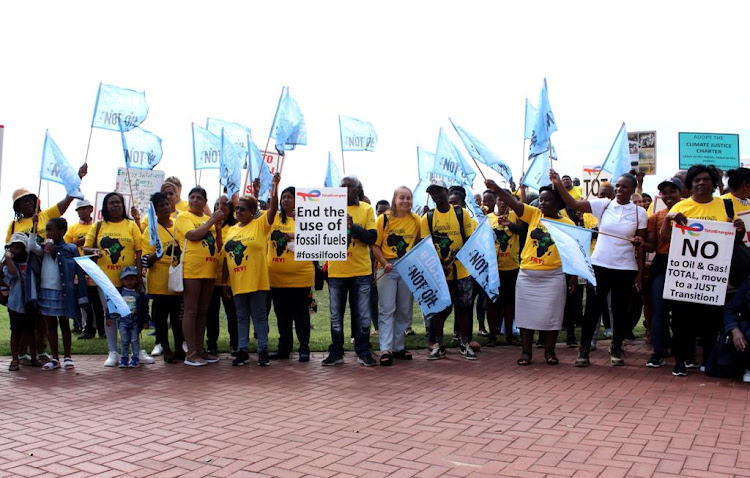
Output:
[
  {"xmin": 339, "ymin": 116, "xmax": 346, "ymax": 175},
  {"xmin": 124, "ymin": 167, "xmax": 136, "ymax": 212},
  {"xmin": 520, "ymin": 139, "xmax": 527, "ymax": 177},
  {"xmin": 470, "ymin": 159, "xmax": 487, "ymax": 182},
  {"xmin": 194, "ymin": 169, "xmax": 198, "ymax": 188},
  {"xmin": 83, "ymin": 127, "xmax": 94, "ymax": 165}
]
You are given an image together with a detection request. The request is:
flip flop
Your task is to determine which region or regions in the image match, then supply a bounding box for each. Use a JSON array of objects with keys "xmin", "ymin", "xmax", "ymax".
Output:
[
  {"xmin": 8, "ymin": 361, "xmax": 20, "ymax": 372},
  {"xmin": 42, "ymin": 359, "xmax": 60, "ymax": 371},
  {"xmin": 517, "ymin": 353, "xmax": 532, "ymax": 366}
]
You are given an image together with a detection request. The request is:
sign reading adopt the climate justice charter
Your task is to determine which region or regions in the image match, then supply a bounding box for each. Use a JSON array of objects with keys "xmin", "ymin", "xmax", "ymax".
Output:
[
  {"xmin": 679, "ymin": 132, "xmax": 739, "ymax": 170},
  {"xmin": 664, "ymin": 219, "xmax": 735, "ymax": 305},
  {"xmin": 294, "ymin": 187, "xmax": 347, "ymax": 261}
]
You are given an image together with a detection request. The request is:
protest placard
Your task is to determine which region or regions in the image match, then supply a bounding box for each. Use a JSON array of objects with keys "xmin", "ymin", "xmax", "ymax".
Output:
[
  {"xmin": 94, "ymin": 191, "xmax": 132, "ymax": 222},
  {"xmin": 679, "ymin": 132, "xmax": 739, "ymax": 170},
  {"xmin": 456, "ymin": 218, "xmax": 500, "ymax": 302},
  {"xmin": 582, "ymin": 165, "xmax": 612, "ymax": 197},
  {"xmin": 627, "ymin": 130, "xmax": 656, "ymax": 175},
  {"xmin": 737, "ymin": 210, "xmax": 750, "ymax": 247},
  {"xmin": 115, "ymin": 168, "xmax": 164, "ymax": 219},
  {"xmin": 663, "ymin": 219, "xmax": 735, "ymax": 305},
  {"xmin": 393, "ymin": 238, "xmax": 452, "ymax": 316},
  {"xmin": 294, "ymin": 187, "xmax": 347, "ymax": 261}
]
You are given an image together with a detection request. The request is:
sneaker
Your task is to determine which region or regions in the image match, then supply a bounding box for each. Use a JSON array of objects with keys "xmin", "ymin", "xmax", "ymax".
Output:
[
  {"xmin": 232, "ymin": 350, "xmax": 250, "ymax": 366},
  {"xmin": 182, "ymin": 341, "xmax": 188, "ymax": 353},
  {"xmin": 151, "ymin": 344, "xmax": 164, "ymax": 356},
  {"xmin": 258, "ymin": 350, "xmax": 270, "ymax": 366},
  {"xmin": 357, "ymin": 354, "xmax": 377, "ymax": 366},
  {"xmin": 39, "ymin": 352, "xmax": 51, "ymax": 363},
  {"xmin": 478, "ymin": 329, "xmax": 489, "ymax": 337},
  {"xmin": 184, "ymin": 354, "xmax": 208, "ymax": 367},
  {"xmin": 743, "ymin": 369, "xmax": 750, "ymax": 383},
  {"xmin": 129, "ymin": 356, "xmax": 140, "ymax": 368},
  {"xmin": 299, "ymin": 353, "xmax": 310, "ymax": 363},
  {"xmin": 451, "ymin": 332, "xmax": 460, "ymax": 342},
  {"xmin": 230, "ymin": 347, "xmax": 238, "ymax": 358},
  {"xmin": 574, "ymin": 354, "xmax": 590, "ymax": 367},
  {"xmin": 139, "ymin": 350, "xmax": 155, "ymax": 364},
  {"xmin": 119, "ymin": 356, "xmax": 129, "ymax": 368},
  {"xmin": 42, "ymin": 359, "xmax": 60, "ymax": 370},
  {"xmin": 104, "ymin": 351, "xmax": 119, "ymax": 367},
  {"xmin": 685, "ymin": 359, "xmax": 699, "ymax": 369},
  {"xmin": 460, "ymin": 344, "xmax": 478, "ymax": 360},
  {"xmin": 700, "ymin": 365, "xmax": 706, "ymax": 373},
  {"xmin": 207, "ymin": 345, "xmax": 218, "ymax": 356},
  {"xmin": 200, "ymin": 351, "xmax": 220, "ymax": 364},
  {"xmin": 672, "ymin": 362, "xmax": 688, "ymax": 376},
  {"xmin": 63, "ymin": 357, "xmax": 75, "ymax": 369},
  {"xmin": 322, "ymin": 354, "xmax": 344, "ymax": 366},
  {"xmin": 404, "ymin": 327, "xmax": 415, "ymax": 336},
  {"xmin": 610, "ymin": 345, "xmax": 625, "ymax": 367},
  {"xmin": 646, "ymin": 354, "xmax": 665, "ymax": 368},
  {"xmin": 604, "ymin": 328, "xmax": 613, "ymax": 339},
  {"xmin": 427, "ymin": 345, "xmax": 446, "ymax": 361},
  {"xmin": 567, "ymin": 340, "xmax": 578, "ymax": 348}
]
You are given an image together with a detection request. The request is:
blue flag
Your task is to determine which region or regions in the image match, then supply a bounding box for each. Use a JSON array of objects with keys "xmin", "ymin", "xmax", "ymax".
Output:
[
  {"xmin": 147, "ymin": 201, "xmax": 163, "ymax": 259},
  {"xmin": 433, "ymin": 128, "xmax": 477, "ymax": 187},
  {"xmin": 247, "ymin": 135, "xmax": 264, "ymax": 181},
  {"xmin": 192, "ymin": 123, "xmax": 221, "ymax": 170},
  {"xmin": 600, "ymin": 123, "xmax": 630, "ymax": 181},
  {"xmin": 207, "ymin": 118, "xmax": 251, "ymax": 169},
  {"xmin": 220, "ymin": 129, "xmax": 243, "ymax": 198},
  {"xmin": 450, "ymin": 119, "xmax": 514, "ymax": 183},
  {"xmin": 528, "ymin": 78, "xmax": 557, "ymax": 159},
  {"xmin": 456, "ymin": 218, "xmax": 500, "ymax": 302},
  {"xmin": 74, "ymin": 257, "xmax": 132, "ymax": 317},
  {"xmin": 524, "ymin": 98, "xmax": 537, "ymax": 140},
  {"xmin": 540, "ymin": 219, "xmax": 596, "ymax": 286},
  {"xmin": 324, "ymin": 152, "xmax": 342, "ymax": 188},
  {"xmin": 417, "ymin": 147, "xmax": 435, "ymax": 182},
  {"xmin": 91, "ymin": 83, "xmax": 148, "ymax": 131},
  {"xmin": 411, "ymin": 179, "xmax": 430, "ymax": 215},
  {"xmin": 118, "ymin": 120, "xmax": 162, "ymax": 170},
  {"xmin": 258, "ymin": 160, "xmax": 273, "ymax": 202},
  {"xmin": 339, "ymin": 115, "xmax": 378, "ymax": 152},
  {"xmin": 270, "ymin": 86, "xmax": 306, "ymax": 153},
  {"xmin": 521, "ymin": 150, "xmax": 552, "ymax": 190},
  {"xmin": 393, "ymin": 238, "xmax": 452, "ymax": 316},
  {"xmin": 40, "ymin": 131, "xmax": 83, "ymax": 199}
]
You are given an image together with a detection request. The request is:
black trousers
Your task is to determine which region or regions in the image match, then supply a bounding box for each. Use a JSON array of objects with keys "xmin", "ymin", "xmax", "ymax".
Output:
[
  {"xmin": 152, "ymin": 295, "xmax": 184, "ymax": 351},
  {"xmin": 207, "ymin": 287, "xmax": 238, "ymax": 350},
  {"xmin": 270, "ymin": 287, "xmax": 311, "ymax": 355},
  {"xmin": 83, "ymin": 285, "xmax": 105, "ymax": 337},
  {"xmin": 581, "ymin": 266, "xmax": 637, "ymax": 349}
]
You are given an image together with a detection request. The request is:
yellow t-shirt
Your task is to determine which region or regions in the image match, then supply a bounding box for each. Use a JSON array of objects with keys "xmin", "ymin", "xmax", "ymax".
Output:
[
  {"xmin": 670, "ymin": 197, "xmax": 733, "ymax": 222},
  {"xmin": 83, "ymin": 219, "xmax": 142, "ymax": 287},
  {"xmin": 6, "ymin": 205, "xmax": 61, "ymax": 243},
  {"xmin": 488, "ymin": 211, "xmax": 520, "ymax": 271},
  {"xmin": 519, "ymin": 204, "xmax": 575, "ymax": 271},
  {"xmin": 267, "ymin": 213, "xmax": 314, "ymax": 288},
  {"xmin": 64, "ymin": 221, "xmax": 92, "ymax": 256},
  {"xmin": 223, "ymin": 214, "xmax": 272, "ymax": 294},
  {"xmin": 214, "ymin": 224, "xmax": 235, "ymax": 285},
  {"xmin": 569, "ymin": 186, "xmax": 582, "ymax": 200},
  {"xmin": 141, "ymin": 221, "xmax": 180, "ymax": 296},
  {"xmin": 375, "ymin": 212, "xmax": 421, "ymax": 262},
  {"xmin": 328, "ymin": 202, "xmax": 377, "ymax": 279},
  {"xmin": 583, "ymin": 213, "xmax": 598, "ymax": 254},
  {"xmin": 721, "ymin": 193, "xmax": 750, "ymax": 215},
  {"xmin": 175, "ymin": 211, "xmax": 219, "ymax": 280},
  {"xmin": 175, "ymin": 200, "xmax": 189, "ymax": 212},
  {"xmin": 140, "ymin": 210, "xmax": 180, "ymax": 233},
  {"xmin": 420, "ymin": 207, "xmax": 476, "ymax": 280}
]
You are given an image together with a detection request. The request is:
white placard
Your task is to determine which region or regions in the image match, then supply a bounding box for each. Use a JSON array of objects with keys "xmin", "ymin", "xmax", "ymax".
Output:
[
  {"xmin": 94, "ymin": 191, "xmax": 132, "ymax": 222},
  {"xmin": 737, "ymin": 210, "xmax": 750, "ymax": 247},
  {"xmin": 115, "ymin": 168, "xmax": 164, "ymax": 219},
  {"xmin": 294, "ymin": 187, "xmax": 347, "ymax": 261},
  {"xmin": 664, "ymin": 219, "xmax": 735, "ymax": 305},
  {"xmin": 582, "ymin": 165, "xmax": 612, "ymax": 198}
]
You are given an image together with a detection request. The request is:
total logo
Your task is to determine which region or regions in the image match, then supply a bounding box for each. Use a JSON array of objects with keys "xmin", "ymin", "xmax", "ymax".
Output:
[
  {"xmin": 675, "ymin": 222, "xmax": 703, "ymax": 236},
  {"xmin": 297, "ymin": 190, "xmax": 321, "ymax": 202}
]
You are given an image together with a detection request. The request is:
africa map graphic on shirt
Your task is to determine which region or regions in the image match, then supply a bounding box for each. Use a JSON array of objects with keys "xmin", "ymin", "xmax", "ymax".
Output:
[
  {"xmin": 100, "ymin": 237, "xmax": 124, "ymax": 263},
  {"xmin": 224, "ymin": 239, "xmax": 247, "ymax": 267},
  {"xmin": 203, "ymin": 233, "xmax": 216, "ymax": 256},
  {"xmin": 387, "ymin": 233, "xmax": 409, "ymax": 258},
  {"xmin": 431, "ymin": 231, "xmax": 453, "ymax": 259},
  {"xmin": 530, "ymin": 227, "xmax": 554, "ymax": 257},
  {"xmin": 494, "ymin": 228, "xmax": 511, "ymax": 252},
  {"xmin": 270, "ymin": 230, "xmax": 289, "ymax": 257}
]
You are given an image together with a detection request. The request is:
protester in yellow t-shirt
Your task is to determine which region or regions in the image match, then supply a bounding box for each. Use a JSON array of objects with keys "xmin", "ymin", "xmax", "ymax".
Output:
[
  {"xmin": 486, "ymin": 179, "xmax": 576, "ymax": 367},
  {"xmin": 140, "ymin": 191, "xmax": 184, "ymax": 364},
  {"xmin": 420, "ymin": 182, "xmax": 476, "ymax": 361},
  {"xmin": 721, "ymin": 167, "xmax": 750, "ymax": 216},
  {"xmin": 266, "ymin": 185, "xmax": 315, "ymax": 362},
  {"xmin": 63, "ymin": 199, "xmax": 100, "ymax": 338},
  {"xmin": 83, "ymin": 192, "xmax": 142, "ymax": 366},
  {"xmin": 133, "ymin": 180, "xmax": 182, "ymax": 232},
  {"xmin": 562, "ymin": 175, "xmax": 582, "ymax": 200},
  {"xmin": 222, "ymin": 179, "xmax": 278, "ymax": 367},
  {"xmin": 371, "ymin": 186, "xmax": 422, "ymax": 365},
  {"xmin": 322, "ymin": 177, "xmax": 378, "ymax": 367},
  {"xmin": 663, "ymin": 165, "xmax": 744, "ymax": 377},
  {"xmin": 173, "ymin": 186, "xmax": 224, "ymax": 367}
]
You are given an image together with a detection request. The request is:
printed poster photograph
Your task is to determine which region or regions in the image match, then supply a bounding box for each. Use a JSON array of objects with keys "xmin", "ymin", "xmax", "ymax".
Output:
[{"xmin": 627, "ymin": 130, "xmax": 656, "ymax": 175}]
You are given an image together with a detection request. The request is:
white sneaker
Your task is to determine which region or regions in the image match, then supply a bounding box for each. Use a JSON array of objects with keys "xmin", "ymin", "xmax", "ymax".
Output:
[
  {"xmin": 139, "ymin": 350, "xmax": 155, "ymax": 364},
  {"xmin": 151, "ymin": 344, "xmax": 163, "ymax": 356},
  {"xmin": 182, "ymin": 341, "xmax": 188, "ymax": 353},
  {"xmin": 104, "ymin": 351, "xmax": 118, "ymax": 367},
  {"xmin": 743, "ymin": 369, "xmax": 750, "ymax": 383}
]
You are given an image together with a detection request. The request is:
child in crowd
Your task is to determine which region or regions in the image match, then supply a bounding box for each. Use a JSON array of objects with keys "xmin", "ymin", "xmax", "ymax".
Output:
[
  {"xmin": 110, "ymin": 267, "xmax": 148, "ymax": 368},
  {"xmin": 29, "ymin": 217, "xmax": 88, "ymax": 371},
  {"xmin": 2, "ymin": 233, "xmax": 36, "ymax": 371}
]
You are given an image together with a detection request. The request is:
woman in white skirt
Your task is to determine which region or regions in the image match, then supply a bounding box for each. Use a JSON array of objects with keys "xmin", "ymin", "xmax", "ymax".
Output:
[{"xmin": 485, "ymin": 180, "xmax": 577, "ymax": 365}]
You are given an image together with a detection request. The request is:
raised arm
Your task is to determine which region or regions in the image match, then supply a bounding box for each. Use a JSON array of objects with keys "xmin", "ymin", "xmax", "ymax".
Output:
[
  {"xmin": 185, "ymin": 211, "xmax": 224, "ymax": 241},
  {"xmin": 485, "ymin": 179, "xmax": 524, "ymax": 217},
  {"xmin": 550, "ymin": 168, "xmax": 592, "ymax": 213},
  {"xmin": 266, "ymin": 173, "xmax": 280, "ymax": 225}
]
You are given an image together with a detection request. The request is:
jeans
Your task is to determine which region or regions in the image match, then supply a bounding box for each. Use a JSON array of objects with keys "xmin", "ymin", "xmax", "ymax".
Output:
[
  {"xmin": 376, "ymin": 266, "xmax": 413, "ymax": 352},
  {"xmin": 328, "ymin": 276, "xmax": 371, "ymax": 357},
  {"xmin": 207, "ymin": 287, "xmax": 238, "ymax": 350},
  {"xmin": 118, "ymin": 315, "xmax": 140, "ymax": 358},
  {"xmin": 151, "ymin": 295, "xmax": 183, "ymax": 352},
  {"xmin": 234, "ymin": 291, "xmax": 269, "ymax": 352},
  {"xmin": 270, "ymin": 287, "xmax": 311, "ymax": 355}
]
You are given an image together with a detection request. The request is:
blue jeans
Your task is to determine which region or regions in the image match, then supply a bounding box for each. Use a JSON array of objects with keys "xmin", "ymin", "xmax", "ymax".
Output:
[
  {"xmin": 118, "ymin": 315, "xmax": 140, "ymax": 358},
  {"xmin": 233, "ymin": 291, "xmax": 269, "ymax": 352},
  {"xmin": 376, "ymin": 266, "xmax": 413, "ymax": 352},
  {"xmin": 328, "ymin": 276, "xmax": 372, "ymax": 357}
]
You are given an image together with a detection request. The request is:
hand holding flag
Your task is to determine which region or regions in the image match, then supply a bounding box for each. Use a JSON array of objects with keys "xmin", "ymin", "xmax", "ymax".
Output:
[
  {"xmin": 40, "ymin": 131, "xmax": 84, "ymax": 199},
  {"xmin": 147, "ymin": 202, "xmax": 163, "ymax": 259}
]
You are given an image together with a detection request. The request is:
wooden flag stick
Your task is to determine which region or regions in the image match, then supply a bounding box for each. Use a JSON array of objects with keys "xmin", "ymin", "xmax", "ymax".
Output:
[{"xmin": 83, "ymin": 127, "xmax": 94, "ymax": 165}]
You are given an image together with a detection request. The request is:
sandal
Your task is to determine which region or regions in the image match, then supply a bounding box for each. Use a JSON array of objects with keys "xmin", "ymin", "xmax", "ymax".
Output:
[
  {"xmin": 517, "ymin": 353, "xmax": 532, "ymax": 366},
  {"xmin": 545, "ymin": 352, "xmax": 559, "ymax": 365},
  {"xmin": 8, "ymin": 361, "xmax": 20, "ymax": 372},
  {"xmin": 394, "ymin": 349, "xmax": 412, "ymax": 360},
  {"xmin": 63, "ymin": 357, "xmax": 75, "ymax": 369},
  {"xmin": 42, "ymin": 359, "xmax": 60, "ymax": 371},
  {"xmin": 379, "ymin": 352, "xmax": 393, "ymax": 366}
]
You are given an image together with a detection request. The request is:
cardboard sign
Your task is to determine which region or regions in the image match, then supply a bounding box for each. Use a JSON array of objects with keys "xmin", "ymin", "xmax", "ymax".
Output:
[
  {"xmin": 679, "ymin": 132, "xmax": 739, "ymax": 170},
  {"xmin": 294, "ymin": 187, "xmax": 347, "ymax": 261},
  {"xmin": 582, "ymin": 165, "xmax": 612, "ymax": 198},
  {"xmin": 627, "ymin": 130, "xmax": 656, "ymax": 175},
  {"xmin": 94, "ymin": 191, "xmax": 132, "ymax": 222},
  {"xmin": 115, "ymin": 168, "xmax": 164, "ymax": 219},
  {"xmin": 663, "ymin": 219, "xmax": 735, "ymax": 305}
]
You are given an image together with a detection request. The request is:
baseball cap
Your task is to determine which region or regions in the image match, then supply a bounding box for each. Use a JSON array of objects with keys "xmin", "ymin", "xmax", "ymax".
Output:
[
  {"xmin": 426, "ymin": 178, "xmax": 449, "ymax": 194},
  {"xmin": 120, "ymin": 266, "xmax": 139, "ymax": 279},
  {"xmin": 75, "ymin": 199, "xmax": 93, "ymax": 210},
  {"xmin": 657, "ymin": 177, "xmax": 684, "ymax": 192}
]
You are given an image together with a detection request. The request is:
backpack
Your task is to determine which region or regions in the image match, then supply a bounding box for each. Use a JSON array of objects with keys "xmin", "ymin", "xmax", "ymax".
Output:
[
  {"xmin": 723, "ymin": 199, "xmax": 750, "ymax": 286},
  {"xmin": 426, "ymin": 206, "xmax": 467, "ymax": 244}
]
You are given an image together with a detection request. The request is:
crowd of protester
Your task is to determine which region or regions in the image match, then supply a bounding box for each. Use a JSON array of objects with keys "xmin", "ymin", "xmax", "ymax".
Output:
[{"xmin": 3, "ymin": 163, "xmax": 750, "ymax": 382}]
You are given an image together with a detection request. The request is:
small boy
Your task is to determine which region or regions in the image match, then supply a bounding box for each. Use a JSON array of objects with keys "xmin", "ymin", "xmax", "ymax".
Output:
[{"xmin": 109, "ymin": 267, "xmax": 148, "ymax": 368}]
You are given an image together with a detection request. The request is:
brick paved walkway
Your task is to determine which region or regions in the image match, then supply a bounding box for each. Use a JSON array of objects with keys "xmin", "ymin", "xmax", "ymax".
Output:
[{"xmin": 1, "ymin": 340, "xmax": 748, "ymax": 477}]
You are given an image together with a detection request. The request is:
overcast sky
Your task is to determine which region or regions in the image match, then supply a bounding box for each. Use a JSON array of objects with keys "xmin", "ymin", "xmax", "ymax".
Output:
[{"xmin": 1, "ymin": 0, "xmax": 749, "ymax": 227}]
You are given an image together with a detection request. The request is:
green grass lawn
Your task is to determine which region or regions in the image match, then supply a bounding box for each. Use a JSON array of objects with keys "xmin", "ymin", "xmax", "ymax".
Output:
[{"xmin": 0, "ymin": 288, "xmax": 644, "ymax": 355}]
